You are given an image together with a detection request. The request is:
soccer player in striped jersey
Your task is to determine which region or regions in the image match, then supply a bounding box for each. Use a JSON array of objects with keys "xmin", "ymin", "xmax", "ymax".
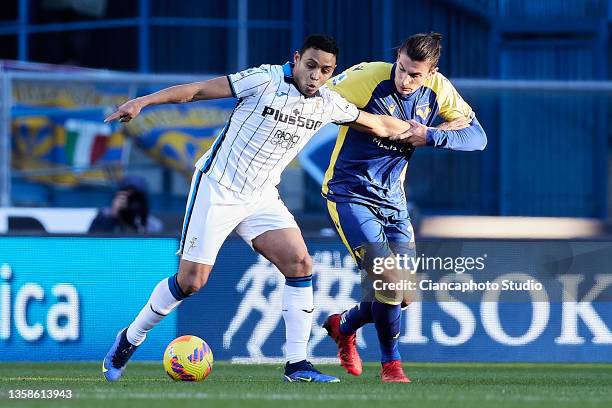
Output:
[
  {"xmin": 322, "ymin": 33, "xmax": 487, "ymax": 382},
  {"xmin": 102, "ymin": 35, "xmax": 418, "ymax": 383}
]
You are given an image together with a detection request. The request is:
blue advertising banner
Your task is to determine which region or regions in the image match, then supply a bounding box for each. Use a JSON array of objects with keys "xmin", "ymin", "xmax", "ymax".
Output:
[
  {"xmin": 1, "ymin": 236, "xmax": 611, "ymax": 363},
  {"xmin": 180, "ymin": 239, "xmax": 612, "ymax": 363},
  {"xmin": 0, "ymin": 236, "xmax": 178, "ymax": 361}
]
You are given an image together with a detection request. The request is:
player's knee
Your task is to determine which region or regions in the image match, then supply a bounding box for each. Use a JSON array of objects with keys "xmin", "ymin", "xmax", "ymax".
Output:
[
  {"xmin": 182, "ymin": 275, "xmax": 208, "ymax": 295},
  {"xmin": 300, "ymin": 252, "xmax": 313, "ymax": 275},
  {"xmin": 375, "ymin": 290, "xmax": 402, "ymax": 306},
  {"xmin": 178, "ymin": 264, "xmax": 210, "ymax": 295},
  {"xmin": 289, "ymin": 251, "xmax": 312, "ymax": 277}
]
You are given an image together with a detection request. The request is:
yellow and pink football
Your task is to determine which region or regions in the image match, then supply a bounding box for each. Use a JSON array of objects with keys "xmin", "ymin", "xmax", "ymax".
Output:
[{"xmin": 162, "ymin": 335, "xmax": 213, "ymax": 381}]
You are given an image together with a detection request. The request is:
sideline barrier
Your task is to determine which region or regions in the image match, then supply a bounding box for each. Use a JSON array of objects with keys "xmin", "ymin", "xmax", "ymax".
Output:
[
  {"xmin": 0, "ymin": 236, "xmax": 178, "ymax": 360},
  {"xmin": 1, "ymin": 236, "xmax": 611, "ymax": 362}
]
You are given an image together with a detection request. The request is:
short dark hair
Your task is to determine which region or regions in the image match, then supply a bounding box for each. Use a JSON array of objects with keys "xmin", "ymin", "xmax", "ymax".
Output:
[
  {"xmin": 398, "ymin": 32, "xmax": 442, "ymax": 67},
  {"xmin": 299, "ymin": 34, "xmax": 339, "ymax": 57}
]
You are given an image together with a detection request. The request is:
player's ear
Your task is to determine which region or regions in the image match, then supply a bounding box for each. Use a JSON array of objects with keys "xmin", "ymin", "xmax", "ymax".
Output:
[
  {"xmin": 429, "ymin": 66, "xmax": 439, "ymax": 76},
  {"xmin": 293, "ymin": 51, "xmax": 300, "ymax": 64}
]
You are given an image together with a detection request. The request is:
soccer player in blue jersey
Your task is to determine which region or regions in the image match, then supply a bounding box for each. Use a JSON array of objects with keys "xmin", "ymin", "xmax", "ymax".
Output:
[
  {"xmin": 101, "ymin": 35, "xmax": 420, "ymax": 383},
  {"xmin": 322, "ymin": 32, "xmax": 487, "ymax": 382}
]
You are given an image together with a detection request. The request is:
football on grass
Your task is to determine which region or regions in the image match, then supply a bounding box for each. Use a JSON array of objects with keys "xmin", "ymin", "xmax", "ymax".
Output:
[{"xmin": 163, "ymin": 335, "xmax": 213, "ymax": 381}]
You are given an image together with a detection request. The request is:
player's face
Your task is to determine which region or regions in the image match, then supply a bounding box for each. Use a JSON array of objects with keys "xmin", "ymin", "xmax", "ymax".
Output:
[
  {"xmin": 394, "ymin": 53, "xmax": 436, "ymax": 96},
  {"xmin": 292, "ymin": 48, "xmax": 337, "ymax": 97}
]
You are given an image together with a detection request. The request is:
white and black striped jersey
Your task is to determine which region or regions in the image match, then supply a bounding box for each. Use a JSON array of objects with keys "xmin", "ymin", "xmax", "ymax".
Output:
[{"xmin": 195, "ymin": 62, "xmax": 360, "ymax": 195}]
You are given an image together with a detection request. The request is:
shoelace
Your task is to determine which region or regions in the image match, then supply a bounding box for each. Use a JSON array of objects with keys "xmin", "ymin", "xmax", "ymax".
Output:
[{"xmin": 302, "ymin": 361, "xmax": 321, "ymax": 374}]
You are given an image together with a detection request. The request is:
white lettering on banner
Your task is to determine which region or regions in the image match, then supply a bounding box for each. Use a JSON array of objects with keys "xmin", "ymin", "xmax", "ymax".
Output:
[
  {"xmin": 309, "ymin": 251, "xmax": 365, "ymax": 354},
  {"xmin": 224, "ymin": 252, "xmax": 365, "ymax": 361},
  {"xmin": 481, "ymin": 273, "xmax": 550, "ymax": 346},
  {"xmin": 223, "ymin": 257, "xmax": 284, "ymax": 358},
  {"xmin": 1, "ymin": 264, "xmax": 11, "ymax": 339},
  {"xmin": 47, "ymin": 285, "xmax": 80, "ymax": 341},
  {"xmin": 0, "ymin": 264, "xmax": 81, "ymax": 342},
  {"xmin": 432, "ymin": 273, "xmax": 476, "ymax": 346},
  {"xmin": 400, "ymin": 279, "xmax": 428, "ymax": 344},
  {"xmin": 555, "ymin": 274, "xmax": 612, "ymax": 345},
  {"xmin": 15, "ymin": 284, "xmax": 45, "ymax": 341},
  {"xmin": 223, "ymin": 253, "xmax": 612, "ymax": 356}
]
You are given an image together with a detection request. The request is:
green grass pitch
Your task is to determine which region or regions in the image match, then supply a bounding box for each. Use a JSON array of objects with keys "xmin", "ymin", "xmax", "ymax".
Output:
[{"xmin": 1, "ymin": 362, "xmax": 611, "ymax": 408}]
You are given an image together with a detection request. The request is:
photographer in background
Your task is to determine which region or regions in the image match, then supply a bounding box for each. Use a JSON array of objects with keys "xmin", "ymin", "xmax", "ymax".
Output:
[{"xmin": 89, "ymin": 175, "xmax": 163, "ymax": 234}]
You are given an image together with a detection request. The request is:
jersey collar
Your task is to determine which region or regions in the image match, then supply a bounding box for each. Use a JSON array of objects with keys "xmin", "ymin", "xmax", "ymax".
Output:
[
  {"xmin": 282, "ymin": 62, "xmax": 294, "ymax": 78},
  {"xmin": 282, "ymin": 62, "xmax": 321, "ymax": 98}
]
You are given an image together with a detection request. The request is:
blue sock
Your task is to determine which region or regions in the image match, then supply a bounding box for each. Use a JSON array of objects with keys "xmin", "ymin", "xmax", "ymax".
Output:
[
  {"xmin": 340, "ymin": 302, "xmax": 374, "ymax": 335},
  {"xmin": 167, "ymin": 273, "xmax": 189, "ymax": 301},
  {"xmin": 371, "ymin": 300, "xmax": 401, "ymax": 362}
]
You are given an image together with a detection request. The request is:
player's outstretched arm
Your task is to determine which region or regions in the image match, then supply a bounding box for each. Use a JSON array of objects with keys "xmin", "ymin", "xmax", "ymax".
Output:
[
  {"xmin": 104, "ymin": 76, "xmax": 233, "ymax": 123},
  {"xmin": 389, "ymin": 116, "xmax": 487, "ymax": 151},
  {"xmin": 347, "ymin": 111, "xmax": 413, "ymax": 139},
  {"xmin": 437, "ymin": 117, "xmax": 471, "ymax": 131}
]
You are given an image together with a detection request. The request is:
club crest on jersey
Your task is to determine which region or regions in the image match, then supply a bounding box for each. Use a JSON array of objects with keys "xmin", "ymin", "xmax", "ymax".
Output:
[
  {"xmin": 388, "ymin": 103, "xmax": 396, "ymax": 115},
  {"xmin": 262, "ymin": 106, "xmax": 322, "ymax": 130},
  {"xmin": 416, "ymin": 105, "xmax": 431, "ymax": 120},
  {"xmin": 187, "ymin": 237, "xmax": 198, "ymax": 253}
]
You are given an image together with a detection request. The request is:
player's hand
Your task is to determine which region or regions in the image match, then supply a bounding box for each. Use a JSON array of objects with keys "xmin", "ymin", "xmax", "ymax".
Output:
[
  {"xmin": 389, "ymin": 120, "xmax": 428, "ymax": 147},
  {"xmin": 104, "ymin": 98, "xmax": 144, "ymax": 123},
  {"xmin": 437, "ymin": 117, "xmax": 471, "ymax": 131}
]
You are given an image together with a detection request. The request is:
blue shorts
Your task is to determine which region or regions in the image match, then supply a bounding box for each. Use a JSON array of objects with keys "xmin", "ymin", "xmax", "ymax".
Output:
[{"xmin": 326, "ymin": 200, "xmax": 415, "ymax": 270}]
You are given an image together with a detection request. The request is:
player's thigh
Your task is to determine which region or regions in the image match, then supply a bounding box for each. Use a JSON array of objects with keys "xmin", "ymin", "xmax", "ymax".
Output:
[
  {"xmin": 326, "ymin": 200, "xmax": 391, "ymax": 269},
  {"xmin": 251, "ymin": 228, "xmax": 311, "ymax": 277},
  {"xmin": 177, "ymin": 171, "xmax": 247, "ymax": 271},
  {"xmin": 328, "ymin": 201, "xmax": 404, "ymax": 303},
  {"xmin": 236, "ymin": 195, "xmax": 309, "ymax": 277},
  {"xmin": 384, "ymin": 208, "xmax": 415, "ymax": 244},
  {"xmin": 385, "ymin": 208, "xmax": 416, "ymax": 257}
]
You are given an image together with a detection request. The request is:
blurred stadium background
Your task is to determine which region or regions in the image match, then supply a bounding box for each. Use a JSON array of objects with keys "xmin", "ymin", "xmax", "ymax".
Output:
[{"xmin": 0, "ymin": 0, "xmax": 611, "ymax": 368}]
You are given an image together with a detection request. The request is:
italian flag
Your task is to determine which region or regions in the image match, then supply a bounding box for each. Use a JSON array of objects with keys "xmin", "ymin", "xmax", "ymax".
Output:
[{"xmin": 64, "ymin": 119, "xmax": 112, "ymax": 171}]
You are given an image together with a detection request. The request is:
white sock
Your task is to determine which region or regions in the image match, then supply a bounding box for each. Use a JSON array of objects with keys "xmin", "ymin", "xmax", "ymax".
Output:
[
  {"xmin": 126, "ymin": 275, "xmax": 186, "ymax": 346},
  {"xmin": 282, "ymin": 275, "xmax": 314, "ymax": 364}
]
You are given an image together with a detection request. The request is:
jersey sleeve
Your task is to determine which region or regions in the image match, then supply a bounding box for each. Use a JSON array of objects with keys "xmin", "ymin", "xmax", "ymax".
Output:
[
  {"xmin": 426, "ymin": 116, "xmax": 487, "ymax": 151},
  {"xmin": 328, "ymin": 91, "xmax": 360, "ymax": 124},
  {"xmin": 227, "ymin": 65, "xmax": 273, "ymax": 98},
  {"xmin": 429, "ymin": 73, "xmax": 474, "ymax": 121},
  {"xmin": 327, "ymin": 62, "xmax": 393, "ymax": 108}
]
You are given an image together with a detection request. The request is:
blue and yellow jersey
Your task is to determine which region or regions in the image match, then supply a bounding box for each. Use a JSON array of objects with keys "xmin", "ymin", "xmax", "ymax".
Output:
[{"xmin": 322, "ymin": 61, "xmax": 483, "ymax": 210}]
